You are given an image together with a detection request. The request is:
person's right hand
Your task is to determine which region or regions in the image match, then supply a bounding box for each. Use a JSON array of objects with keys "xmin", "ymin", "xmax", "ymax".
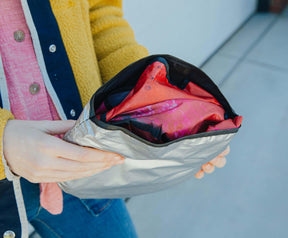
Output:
[
  {"xmin": 194, "ymin": 146, "xmax": 230, "ymax": 179},
  {"xmin": 3, "ymin": 120, "xmax": 124, "ymax": 183}
]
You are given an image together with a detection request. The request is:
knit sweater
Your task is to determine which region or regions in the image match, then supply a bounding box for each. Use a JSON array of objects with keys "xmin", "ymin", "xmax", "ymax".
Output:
[{"xmin": 0, "ymin": 0, "xmax": 149, "ymax": 180}]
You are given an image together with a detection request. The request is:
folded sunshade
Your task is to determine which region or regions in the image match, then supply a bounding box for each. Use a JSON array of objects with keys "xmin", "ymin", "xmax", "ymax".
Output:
[{"xmin": 59, "ymin": 55, "xmax": 242, "ymax": 199}]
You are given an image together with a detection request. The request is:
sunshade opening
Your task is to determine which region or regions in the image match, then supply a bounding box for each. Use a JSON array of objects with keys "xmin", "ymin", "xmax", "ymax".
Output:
[{"xmin": 94, "ymin": 57, "xmax": 242, "ymax": 144}]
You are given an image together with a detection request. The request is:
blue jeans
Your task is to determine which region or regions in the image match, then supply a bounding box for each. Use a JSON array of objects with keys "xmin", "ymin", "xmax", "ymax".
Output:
[{"xmin": 20, "ymin": 178, "xmax": 138, "ymax": 238}]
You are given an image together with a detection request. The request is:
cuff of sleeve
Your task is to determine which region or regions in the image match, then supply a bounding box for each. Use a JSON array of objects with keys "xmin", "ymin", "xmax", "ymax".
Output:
[{"xmin": 0, "ymin": 109, "xmax": 15, "ymax": 180}]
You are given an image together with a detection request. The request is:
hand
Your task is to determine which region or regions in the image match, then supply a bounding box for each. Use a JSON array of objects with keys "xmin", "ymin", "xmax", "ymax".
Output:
[
  {"xmin": 3, "ymin": 120, "xmax": 124, "ymax": 183},
  {"xmin": 194, "ymin": 146, "xmax": 230, "ymax": 179}
]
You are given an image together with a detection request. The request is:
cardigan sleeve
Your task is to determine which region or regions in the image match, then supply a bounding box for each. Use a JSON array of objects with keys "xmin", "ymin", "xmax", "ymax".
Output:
[
  {"xmin": 88, "ymin": 0, "xmax": 149, "ymax": 83},
  {"xmin": 0, "ymin": 109, "xmax": 15, "ymax": 180}
]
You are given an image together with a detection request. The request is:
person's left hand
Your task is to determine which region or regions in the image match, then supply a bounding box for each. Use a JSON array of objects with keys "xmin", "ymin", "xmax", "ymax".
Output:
[{"xmin": 194, "ymin": 146, "xmax": 230, "ymax": 179}]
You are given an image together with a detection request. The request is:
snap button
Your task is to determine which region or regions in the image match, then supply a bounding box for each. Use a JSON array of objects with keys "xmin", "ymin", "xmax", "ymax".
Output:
[
  {"xmin": 3, "ymin": 230, "xmax": 15, "ymax": 238},
  {"xmin": 29, "ymin": 83, "xmax": 40, "ymax": 95},
  {"xmin": 14, "ymin": 30, "xmax": 25, "ymax": 42},
  {"xmin": 49, "ymin": 44, "xmax": 57, "ymax": 53},
  {"xmin": 70, "ymin": 109, "xmax": 76, "ymax": 117}
]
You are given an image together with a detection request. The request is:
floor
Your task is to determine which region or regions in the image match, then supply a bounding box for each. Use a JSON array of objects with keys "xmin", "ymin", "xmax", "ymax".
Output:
[
  {"xmin": 29, "ymin": 7, "xmax": 288, "ymax": 238},
  {"xmin": 126, "ymin": 7, "xmax": 288, "ymax": 238}
]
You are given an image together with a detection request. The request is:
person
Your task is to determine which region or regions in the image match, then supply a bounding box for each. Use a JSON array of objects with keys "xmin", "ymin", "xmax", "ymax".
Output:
[{"xmin": 0, "ymin": 0, "xmax": 229, "ymax": 237}]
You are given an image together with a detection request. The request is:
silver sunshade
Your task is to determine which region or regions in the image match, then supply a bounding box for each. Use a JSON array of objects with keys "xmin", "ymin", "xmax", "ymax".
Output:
[{"xmin": 58, "ymin": 55, "xmax": 242, "ymax": 199}]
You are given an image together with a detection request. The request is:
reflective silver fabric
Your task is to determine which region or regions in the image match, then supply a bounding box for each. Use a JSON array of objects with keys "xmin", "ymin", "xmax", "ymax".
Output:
[{"xmin": 58, "ymin": 102, "xmax": 237, "ymax": 199}]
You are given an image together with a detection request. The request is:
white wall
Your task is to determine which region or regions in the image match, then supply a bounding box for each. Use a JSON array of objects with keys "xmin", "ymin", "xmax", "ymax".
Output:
[{"xmin": 123, "ymin": 0, "xmax": 258, "ymax": 66}]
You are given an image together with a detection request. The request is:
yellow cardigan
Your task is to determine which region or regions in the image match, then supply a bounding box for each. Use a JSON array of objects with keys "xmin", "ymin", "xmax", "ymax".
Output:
[{"xmin": 0, "ymin": 0, "xmax": 148, "ymax": 180}]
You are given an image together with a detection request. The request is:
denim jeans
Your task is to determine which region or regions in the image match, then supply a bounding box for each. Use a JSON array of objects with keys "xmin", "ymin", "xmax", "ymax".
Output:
[{"xmin": 20, "ymin": 178, "xmax": 138, "ymax": 238}]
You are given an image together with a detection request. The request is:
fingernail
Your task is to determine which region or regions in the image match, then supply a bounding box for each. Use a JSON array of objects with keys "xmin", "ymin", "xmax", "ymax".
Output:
[
  {"xmin": 114, "ymin": 155, "xmax": 123, "ymax": 161},
  {"xmin": 202, "ymin": 163, "xmax": 215, "ymax": 174},
  {"xmin": 206, "ymin": 163, "xmax": 212, "ymax": 169},
  {"xmin": 113, "ymin": 156, "xmax": 124, "ymax": 164},
  {"xmin": 195, "ymin": 170, "xmax": 204, "ymax": 179}
]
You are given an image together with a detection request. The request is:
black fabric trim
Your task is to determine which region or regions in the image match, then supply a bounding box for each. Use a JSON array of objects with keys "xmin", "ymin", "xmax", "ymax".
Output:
[
  {"xmin": 0, "ymin": 179, "xmax": 21, "ymax": 236},
  {"xmin": 27, "ymin": 0, "xmax": 83, "ymax": 119},
  {"xmin": 110, "ymin": 119, "xmax": 166, "ymax": 143},
  {"xmin": 0, "ymin": 92, "xmax": 2, "ymax": 108},
  {"xmin": 257, "ymin": 0, "xmax": 270, "ymax": 12},
  {"xmin": 89, "ymin": 117, "xmax": 239, "ymax": 147},
  {"xmin": 89, "ymin": 54, "xmax": 239, "ymax": 120}
]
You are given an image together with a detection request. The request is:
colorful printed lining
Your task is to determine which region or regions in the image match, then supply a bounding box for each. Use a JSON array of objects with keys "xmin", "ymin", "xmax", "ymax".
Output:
[{"xmin": 95, "ymin": 59, "xmax": 242, "ymax": 144}]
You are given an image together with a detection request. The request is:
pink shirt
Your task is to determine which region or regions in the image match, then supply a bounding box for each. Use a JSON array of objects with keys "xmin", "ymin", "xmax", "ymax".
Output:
[{"xmin": 0, "ymin": 0, "xmax": 63, "ymax": 214}]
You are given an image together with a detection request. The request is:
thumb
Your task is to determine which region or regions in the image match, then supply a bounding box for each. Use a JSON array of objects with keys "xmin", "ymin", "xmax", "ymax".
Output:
[{"xmin": 38, "ymin": 120, "xmax": 76, "ymax": 135}]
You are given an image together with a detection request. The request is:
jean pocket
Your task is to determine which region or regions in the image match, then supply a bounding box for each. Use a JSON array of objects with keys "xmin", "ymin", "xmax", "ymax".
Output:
[{"xmin": 79, "ymin": 198, "xmax": 114, "ymax": 217}]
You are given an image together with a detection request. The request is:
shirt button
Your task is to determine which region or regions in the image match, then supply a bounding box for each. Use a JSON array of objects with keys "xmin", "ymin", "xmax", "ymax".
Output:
[
  {"xmin": 3, "ymin": 230, "xmax": 16, "ymax": 238},
  {"xmin": 29, "ymin": 83, "xmax": 40, "ymax": 95},
  {"xmin": 70, "ymin": 109, "xmax": 76, "ymax": 117},
  {"xmin": 14, "ymin": 30, "xmax": 25, "ymax": 42},
  {"xmin": 49, "ymin": 44, "xmax": 57, "ymax": 53}
]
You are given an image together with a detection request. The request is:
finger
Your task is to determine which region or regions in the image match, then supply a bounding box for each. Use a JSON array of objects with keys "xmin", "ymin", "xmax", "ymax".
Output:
[
  {"xmin": 202, "ymin": 162, "xmax": 215, "ymax": 174},
  {"xmin": 31, "ymin": 156, "xmax": 124, "ymax": 172},
  {"xmin": 219, "ymin": 146, "xmax": 230, "ymax": 157},
  {"xmin": 46, "ymin": 165, "xmax": 117, "ymax": 182},
  {"xmin": 32, "ymin": 120, "xmax": 76, "ymax": 135},
  {"xmin": 194, "ymin": 169, "xmax": 204, "ymax": 179},
  {"xmin": 211, "ymin": 156, "xmax": 226, "ymax": 168},
  {"xmin": 44, "ymin": 136, "xmax": 124, "ymax": 163},
  {"xmin": 23, "ymin": 163, "xmax": 120, "ymax": 183},
  {"xmin": 25, "ymin": 169, "xmax": 105, "ymax": 183}
]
